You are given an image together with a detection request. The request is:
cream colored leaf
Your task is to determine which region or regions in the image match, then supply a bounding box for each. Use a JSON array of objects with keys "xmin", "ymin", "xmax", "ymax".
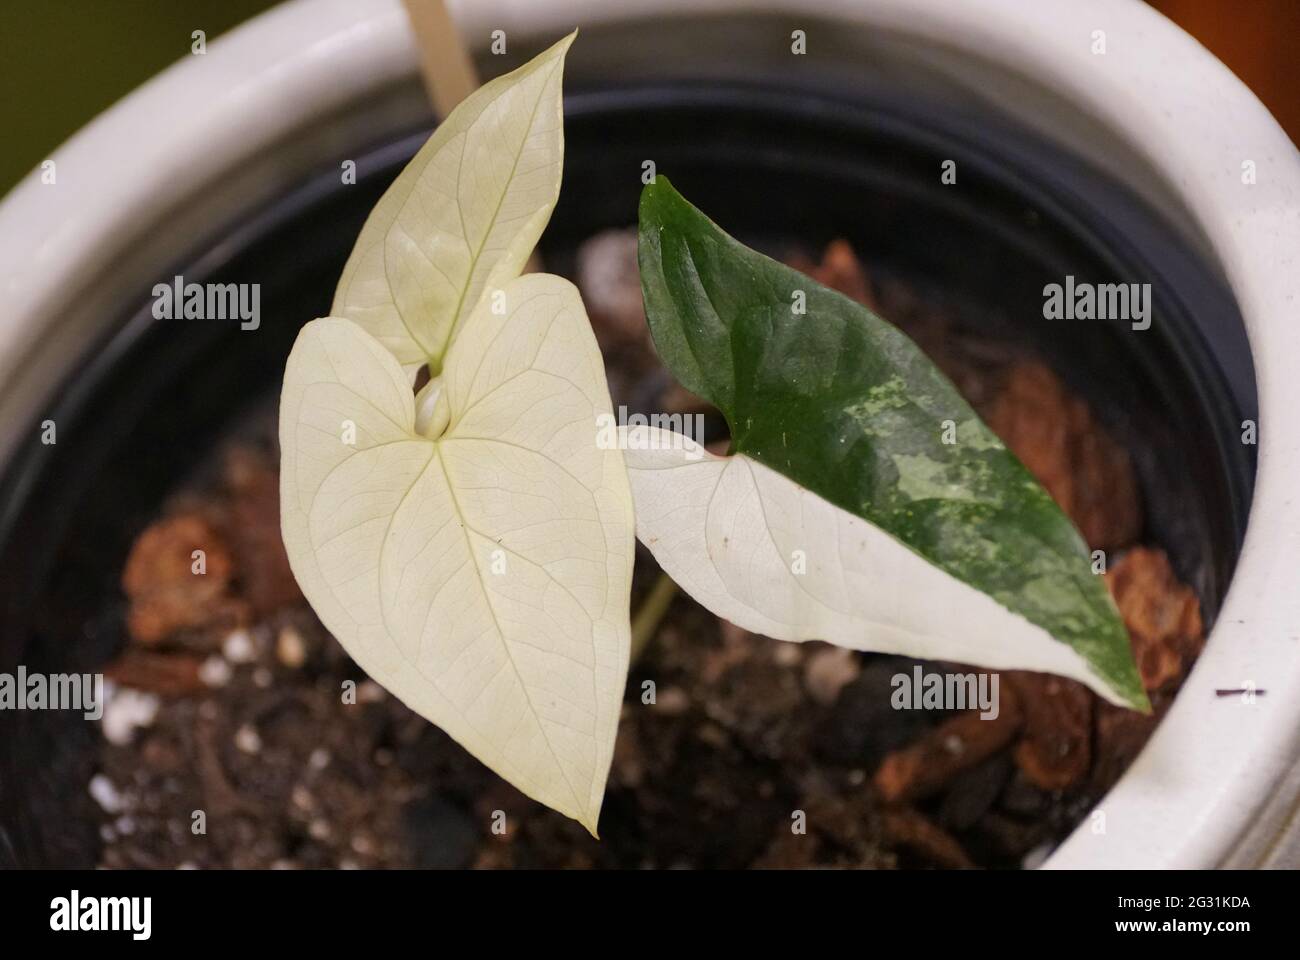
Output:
[
  {"xmin": 280, "ymin": 274, "xmax": 634, "ymax": 833},
  {"xmin": 623, "ymin": 426, "xmax": 1129, "ymax": 706},
  {"xmin": 332, "ymin": 32, "xmax": 574, "ymax": 378}
]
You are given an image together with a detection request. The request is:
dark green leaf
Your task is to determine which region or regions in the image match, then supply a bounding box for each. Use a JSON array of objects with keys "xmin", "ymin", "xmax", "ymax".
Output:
[{"xmin": 637, "ymin": 176, "xmax": 1147, "ymax": 710}]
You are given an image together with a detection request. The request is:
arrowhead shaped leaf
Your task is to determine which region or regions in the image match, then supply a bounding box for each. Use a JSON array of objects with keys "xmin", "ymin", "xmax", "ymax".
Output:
[
  {"xmin": 634, "ymin": 178, "xmax": 1146, "ymax": 710},
  {"xmin": 332, "ymin": 32, "xmax": 574, "ymax": 378},
  {"xmin": 280, "ymin": 274, "xmax": 635, "ymax": 832}
]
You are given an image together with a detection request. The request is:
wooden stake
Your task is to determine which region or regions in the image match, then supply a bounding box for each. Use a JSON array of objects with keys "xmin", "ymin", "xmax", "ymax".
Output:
[{"xmin": 401, "ymin": 0, "xmax": 480, "ymax": 118}]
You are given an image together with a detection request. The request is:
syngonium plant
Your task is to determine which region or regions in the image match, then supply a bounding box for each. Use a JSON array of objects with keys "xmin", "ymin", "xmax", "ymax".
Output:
[{"xmin": 280, "ymin": 34, "xmax": 1147, "ymax": 836}]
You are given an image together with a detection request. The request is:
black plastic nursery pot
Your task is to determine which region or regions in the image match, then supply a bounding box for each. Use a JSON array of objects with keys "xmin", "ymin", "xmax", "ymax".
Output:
[{"xmin": 0, "ymin": 83, "xmax": 1257, "ymax": 867}]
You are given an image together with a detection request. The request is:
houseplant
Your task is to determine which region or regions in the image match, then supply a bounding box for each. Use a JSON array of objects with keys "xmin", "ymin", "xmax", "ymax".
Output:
[
  {"xmin": 0, "ymin": 0, "xmax": 1293, "ymax": 868},
  {"xmin": 277, "ymin": 31, "xmax": 1162, "ymax": 833}
]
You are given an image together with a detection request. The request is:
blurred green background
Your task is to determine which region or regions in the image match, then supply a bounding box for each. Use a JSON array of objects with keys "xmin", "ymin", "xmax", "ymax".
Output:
[{"xmin": 0, "ymin": 0, "xmax": 279, "ymax": 198}]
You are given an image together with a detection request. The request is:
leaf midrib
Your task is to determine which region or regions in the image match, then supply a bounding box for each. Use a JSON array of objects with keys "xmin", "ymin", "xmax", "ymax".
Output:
[{"xmin": 429, "ymin": 441, "xmax": 588, "ymax": 815}]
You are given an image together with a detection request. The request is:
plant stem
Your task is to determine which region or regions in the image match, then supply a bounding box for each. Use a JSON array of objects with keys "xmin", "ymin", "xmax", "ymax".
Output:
[{"xmin": 629, "ymin": 572, "xmax": 678, "ymax": 665}]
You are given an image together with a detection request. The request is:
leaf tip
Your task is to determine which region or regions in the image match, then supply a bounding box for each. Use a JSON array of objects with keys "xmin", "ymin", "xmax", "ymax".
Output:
[
  {"xmin": 1121, "ymin": 677, "xmax": 1153, "ymax": 715},
  {"xmin": 1095, "ymin": 599, "xmax": 1151, "ymax": 714},
  {"xmin": 1096, "ymin": 649, "xmax": 1151, "ymax": 714},
  {"xmin": 571, "ymin": 777, "xmax": 604, "ymax": 840},
  {"xmin": 639, "ymin": 173, "xmax": 676, "ymax": 209},
  {"xmin": 638, "ymin": 176, "xmax": 683, "ymax": 255},
  {"xmin": 549, "ymin": 28, "xmax": 578, "ymax": 60}
]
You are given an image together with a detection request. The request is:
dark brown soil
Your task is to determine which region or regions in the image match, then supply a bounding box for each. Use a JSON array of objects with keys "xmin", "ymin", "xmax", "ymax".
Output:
[{"xmin": 90, "ymin": 235, "xmax": 1203, "ymax": 869}]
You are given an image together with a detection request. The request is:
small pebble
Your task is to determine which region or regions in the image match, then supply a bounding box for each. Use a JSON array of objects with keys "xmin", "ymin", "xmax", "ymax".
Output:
[
  {"xmin": 198, "ymin": 655, "xmax": 232, "ymax": 688},
  {"xmin": 773, "ymin": 643, "xmax": 802, "ymax": 667},
  {"xmin": 253, "ymin": 667, "xmax": 272, "ymax": 688},
  {"xmin": 308, "ymin": 748, "xmax": 331, "ymax": 771},
  {"xmin": 654, "ymin": 686, "xmax": 690, "ymax": 716},
  {"xmin": 276, "ymin": 627, "xmax": 307, "ymax": 668},
  {"xmin": 803, "ymin": 647, "xmax": 861, "ymax": 706},
  {"xmin": 100, "ymin": 687, "xmax": 160, "ymax": 746},
  {"xmin": 358, "ymin": 680, "xmax": 385, "ymax": 703},
  {"xmin": 574, "ymin": 229, "xmax": 645, "ymax": 342},
  {"xmin": 222, "ymin": 629, "xmax": 256, "ymax": 663},
  {"xmin": 292, "ymin": 785, "xmax": 314, "ymax": 811},
  {"xmin": 697, "ymin": 723, "xmax": 728, "ymax": 748},
  {"xmin": 89, "ymin": 773, "xmax": 124, "ymax": 813},
  {"xmin": 234, "ymin": 724, "xmax": 262, "ymax": 754},
  {"xmin": 308, "ymin": 819, "xmax": 331, "ymax": 841}
]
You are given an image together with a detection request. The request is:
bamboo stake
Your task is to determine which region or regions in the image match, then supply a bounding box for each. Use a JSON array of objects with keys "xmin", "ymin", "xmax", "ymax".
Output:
[{"xmin": 401, "ymin": 0, "xmax": 480, "ymax": 117}]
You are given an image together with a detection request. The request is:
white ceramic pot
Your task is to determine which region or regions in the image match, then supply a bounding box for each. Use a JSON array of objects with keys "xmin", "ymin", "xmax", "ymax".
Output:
[{"xmin": 1, "ymin": 0, "xmax": 1296, "ymax": 868}]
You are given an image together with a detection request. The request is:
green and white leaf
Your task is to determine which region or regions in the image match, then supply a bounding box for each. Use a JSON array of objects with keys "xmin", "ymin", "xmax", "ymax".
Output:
[
  {"xmin": 625, "ymin": 426, "xmax": 1128, "ymax": 703},
  {"xmin": 633, "ymin": 178, "xmax": 1147, "ymax": 709},
  {"xmin": 280, "ymin": 274, "xmax": 635, "ymax": 833},
  {"xmin": 332, "ymin": 32, "xmax": 574, "ymax": 379}
]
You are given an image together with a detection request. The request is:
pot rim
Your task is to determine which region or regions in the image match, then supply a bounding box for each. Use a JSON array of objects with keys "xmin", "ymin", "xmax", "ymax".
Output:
[{"xmin": 1, "ymin": 0, "xmax": 1297, "ymax": 869}]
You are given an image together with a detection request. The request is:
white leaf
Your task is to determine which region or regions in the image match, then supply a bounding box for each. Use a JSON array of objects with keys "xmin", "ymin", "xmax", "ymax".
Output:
[
  {"xmin": 281, "ymin": 274, "xmax": 634, "ymax": 833},
  {"xmin": 623, "ymin": 426, "xmax": 1126, "ymax": 705},
  {"xmin": 332, "ymin": 32, "xmax": 574, "ymax": 378}
]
